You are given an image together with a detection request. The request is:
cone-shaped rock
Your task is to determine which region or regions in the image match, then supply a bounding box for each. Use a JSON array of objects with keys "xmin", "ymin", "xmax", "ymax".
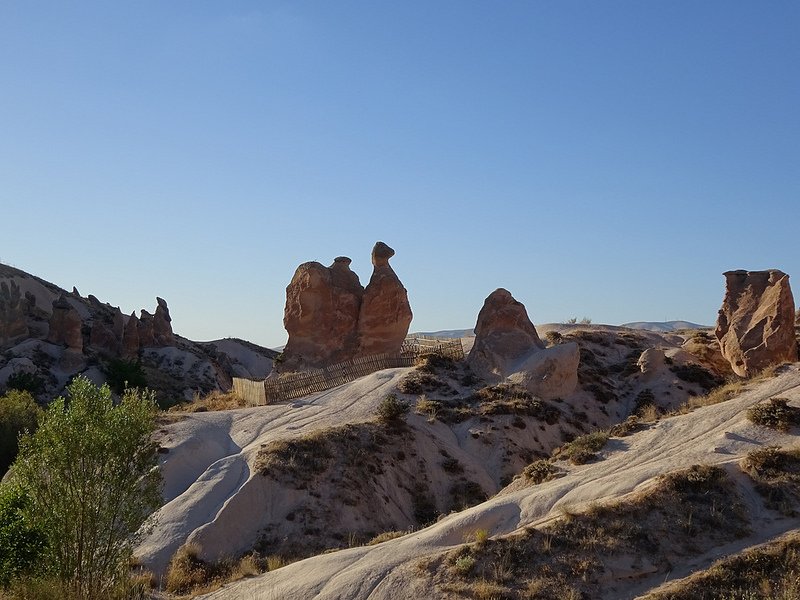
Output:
[
  {"xmin": 153, "ymin": 297, "xmax": 176, "ymax": 347},
  {"xmin": 715, "ymin": 269, "xmax": 798, "ymax": 377},
  {"xmin": 468, "ymin": 288, "xmax": 544, "ymax": 376},
  {"xmin": 122, "ymin": 312, "xmax": 140, "ymax": 358},
  {"xmin": 47, "ymin": 295, "xmax": 83, "ymax": 351},
  {"xmin": 357, "ymin": 242, "xmax": 412, "ymax": 356}
]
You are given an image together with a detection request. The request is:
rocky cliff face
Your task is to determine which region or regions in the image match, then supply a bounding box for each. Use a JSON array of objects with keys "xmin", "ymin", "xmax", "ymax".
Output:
[
  {"xmin": 281, "ymin": 242, "xmax": 412, "ymax": 371},
  {"xmin": 0, "ymin": 263, "xmax": 276, "ymax": 403},
  {"xmin": 715, "ymin": 269, "xmax": 798, "ymax": 377}
]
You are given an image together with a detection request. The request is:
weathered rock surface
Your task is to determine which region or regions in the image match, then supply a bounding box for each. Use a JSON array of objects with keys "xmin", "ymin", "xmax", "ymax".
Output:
[
  {"xmin": 47, "ymin": 295, "xmax": 83, "ymax": 351},
  {"xmin": 0, "ymin": 280, "xmax": 29, "ymax": 344},
  {"xmin": 637, "ymin": 348, "xmax": 667, "ymax": 378},
  {"xmin": 138, "ymin": 310, "xmax": 155, "ymax": 347},
  {"xmin": 280, "ymin": 243, "xmax": 413, "ymax": 370},
  {"xmin": 89, "ymin": 308, "xmax": 124, "ymax": 355},
  {"xmin": 357, "ymin": 242, "xmax": 413, "ymax": 356},
  {"xmin": 282, "ymin": 258, "xmax": 364, "ymax": 370},
  {"xmin": 469, "ymin": 289, "xmax": 578, "ymax": 399},
  {"xmin": 153, "ymin": 297, "xmax": 176, "ymax": 347},
  {"xmin": 122, "ymin": 312, "xmax": 141, "ymax": 358},
  {"xmin": 468, "ymin": 288, "xmax": 545, "ymax": 377},
  {"xmin": 715, "ymin": 269, "xmax": 798, "ymax": 377},
  {"xmin": 507, "ymin": 341, "xmax": 580, "ymax": 400}
]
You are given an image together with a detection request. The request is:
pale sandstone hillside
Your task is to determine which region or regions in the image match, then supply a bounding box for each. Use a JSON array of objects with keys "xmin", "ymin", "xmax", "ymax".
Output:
[
  {"xmin": 138, "ymin": 325, "xmax": 740, "ymax": 581},
  {"xmin": 198, "ymin": 364, "xmax": 800, "ymax": 600}
]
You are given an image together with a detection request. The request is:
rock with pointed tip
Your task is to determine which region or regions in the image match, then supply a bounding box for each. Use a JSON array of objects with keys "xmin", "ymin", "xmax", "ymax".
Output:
[
  {"xmin": 468, "ymin": 288, "xmax": 577, "ymax": 399},
  {"xmin": 153, "ymin": 297, "xmax": 175, "ymax": 347},
  {"xmin": 357, "ymin": 242, "xmax": 412, "ymax": 356},
  {"xmin": 715, "ymin": 269, "xmax": 798, "ymax": 377},
  {"xmin": 122, "ymin": 312, "xmax": 140, "ymax": 358},
  {"xmin": 468, "ymin": 288, "xmax": 544, "ymax": 377}
]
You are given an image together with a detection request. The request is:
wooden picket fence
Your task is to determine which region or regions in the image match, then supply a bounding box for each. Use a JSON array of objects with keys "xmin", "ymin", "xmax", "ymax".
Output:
[{"xmin": 232, "ymin": 337, "xmax": 464, "ymax": 406}]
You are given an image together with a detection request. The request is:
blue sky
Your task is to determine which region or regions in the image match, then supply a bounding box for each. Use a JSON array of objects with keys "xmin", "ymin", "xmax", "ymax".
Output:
[{"xmin": 1, "ymin": 2, "xmax": 798, "ymax": 347}]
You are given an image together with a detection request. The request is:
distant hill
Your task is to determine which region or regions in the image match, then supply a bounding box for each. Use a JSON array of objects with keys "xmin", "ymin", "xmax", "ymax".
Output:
[
  {"xmin": 411, "ymin": 328, "xmax": 475, "ymax": 338},
  {"xmin": 621, "ymin": 320, "xmax": 711, "ymax": 332}
]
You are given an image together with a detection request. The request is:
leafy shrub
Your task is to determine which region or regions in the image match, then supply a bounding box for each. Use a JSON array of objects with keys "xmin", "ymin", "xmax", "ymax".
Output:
[
  {"xmin": 0, "ymin": 390, "xmax": 41, "ymax": 476},
  {"xmin": 4, "ymin": 372, "xmax": 44, "ymax": 396},
  {"xmin": 0, "ymin": 486, "xmax": 47, "ymax": 586},
  {"xmin": 10, "ymin": 376, "xmax": 161, "ymax": 599},
  {"xmin": 104, "ymin": 358, "xmax": 147, "ymax": 394},
  {"xmin": 376, "ymin": 394, "xmax": 409, "ymax": 424},
  {"xmin": 747, "ymin": 397, "xmax": 800, "ymax": 431}
]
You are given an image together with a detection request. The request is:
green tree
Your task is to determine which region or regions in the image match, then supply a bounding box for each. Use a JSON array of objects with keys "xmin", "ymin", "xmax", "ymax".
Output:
[
  {"xmin": 0, "ymin": 485, "xmax": 47, "ymax": 586},
  {"xmin": 0, "ymin": 389, "xmax": 41, "ymax": 476},
  {"xmin": 10, "ymin": 376, "xmax": 162, "ymax": 599},
  {"xmin": 104, "ymin": 358, "xmax": 147, "ymax": 395}
]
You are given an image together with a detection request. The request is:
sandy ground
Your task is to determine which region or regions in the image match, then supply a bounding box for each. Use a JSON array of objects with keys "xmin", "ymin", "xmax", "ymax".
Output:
[{"xmin": 194, "ymin": 364, "xmax": 800, "ymax": 600}]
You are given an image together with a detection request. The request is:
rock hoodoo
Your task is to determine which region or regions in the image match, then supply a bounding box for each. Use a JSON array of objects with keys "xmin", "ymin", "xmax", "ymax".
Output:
[
  {"xmin": 281, "ymin": 242, "xmax": 412, "ymax": 371},
  {"xmin": 715, "ymin": 269, "xmax": 798, "ymax": 377},
  {"xmin": 138, "ymin": 310, "xmax": 155, "ymax": 348},
  {"xmin": 153, "ymin": 297, "xmax": 175, "ymax": 347},
  {"xmin": 357, "ymin": 242, "xmax": 413, "ymax": 356},
  {"xmin": 47, "ymin": 295, "xmax": 83, "ymax": 351},
  {"xmin": 468, "ymin": 288, "xmax": 545, "ymax": 376},
  {"xmin": 122, "ymin": 312, "xmax": 141, "ymax": 358},
  {"xmin": 0, "ymin": 280, "xmax": 29, "ymax": 344},
  {"xmin": 468, "ymin": 288, "xmax": 579, "ymax": 400},
  {"xmin": 282, "ymin": 258, "xmax": 365, "ymax": 370}
]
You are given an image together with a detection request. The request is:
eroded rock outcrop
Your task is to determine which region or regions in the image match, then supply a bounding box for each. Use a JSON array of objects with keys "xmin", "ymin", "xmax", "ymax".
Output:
[
  {"xmin": 281, "ymin": 243, "xmax": 413, "ymax": 371},
  {"xmin": 282, "ymin": 258, "xmax": 365, "ymax": 370},
  {"xmin": 468, "ymin": 289, "xmax": 545, "ymax": 377},
  {"xmin": 47, "ymin": 295, "xmax": 83, "ymax": 351},
  {"xmin": 122, "ymin": 312, "xmax": 140, "ymax": 358},
  {"xmin": 715, "ymin": 269, "xmax": 798, "ymax": 377},
  {"xmin": 153, "ymin": 297, "xmax": 175, "ymax": 347},
  {"xmin": 357, "ymin": 242, "xmax": 413, "ymax": 356},
  {"xmin": 0, "ymin": 280, "xmax": 29, "ymax": 345},
  {"xmin": 138, "ymin": 310, "xmax": 155, "ymax": 347},
  {"xmin": 468, "ymin": 288, "xmax": 578, "ymax": 399}
]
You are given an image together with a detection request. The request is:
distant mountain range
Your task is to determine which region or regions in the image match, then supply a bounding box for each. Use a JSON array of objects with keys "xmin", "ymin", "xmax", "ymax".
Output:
[{"xmin": 621, "ymin": 321, "xmax": 711, "ymax": 332}]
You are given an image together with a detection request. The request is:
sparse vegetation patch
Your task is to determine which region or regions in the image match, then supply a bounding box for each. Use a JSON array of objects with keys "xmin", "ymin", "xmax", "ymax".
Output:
[
  {"xmin": 428, "ymin": 465, "xmax": 749, "ymax": 599},
  {"xmin": 741, "ymin": 446, "xmax": 800, "ymax": 516}
]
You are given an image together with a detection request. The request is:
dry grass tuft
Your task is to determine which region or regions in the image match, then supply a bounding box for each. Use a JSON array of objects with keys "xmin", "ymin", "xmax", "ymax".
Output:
[
  {"xmin": 522, "ymin": 460, "xmax": 563, "ymax": 485},
  {"xmin": 553, "ymin": 430, "xmax": 610, "ymax": 464},
  {"xmin": 171, "ymin": 390, "xmax": 247, "ymax": 413},
  {"xmin": 643, "ymin": 531, "xmax": 800, "ymax": 600}
]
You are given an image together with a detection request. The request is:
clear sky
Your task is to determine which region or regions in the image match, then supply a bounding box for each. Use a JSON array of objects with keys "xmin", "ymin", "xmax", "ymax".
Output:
[{"xmin": 1, "ymin": 2, "xmax": 798, "ymax": 348}]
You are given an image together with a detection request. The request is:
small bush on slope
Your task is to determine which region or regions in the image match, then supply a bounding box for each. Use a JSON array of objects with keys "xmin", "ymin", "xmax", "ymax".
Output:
[
  {"xmin": 741, "ymin": 446, "xmax": 800, "ymax": 516},
  {"xmin": 428, "ymin": 465, "xmax": 749, "ymax": 600},
  {"xmin": 747, "ymin": 397, "xmax": 800, "ymax": 432}
]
